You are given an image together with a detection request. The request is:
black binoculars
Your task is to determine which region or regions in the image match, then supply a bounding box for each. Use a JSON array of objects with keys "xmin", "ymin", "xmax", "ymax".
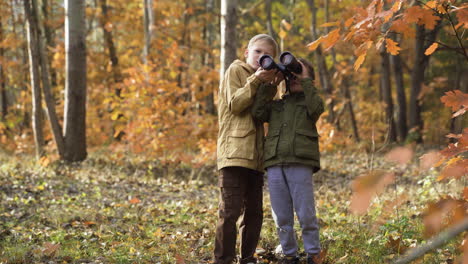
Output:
[{"xmin": 259, "ymin": 51, "xmax": 302, "ymax": 80}]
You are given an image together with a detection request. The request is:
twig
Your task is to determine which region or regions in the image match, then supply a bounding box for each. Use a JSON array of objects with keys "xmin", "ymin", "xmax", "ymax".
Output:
[{"xmin": 394, "ymin": 217, "xmax": 468, "ymax": 264}]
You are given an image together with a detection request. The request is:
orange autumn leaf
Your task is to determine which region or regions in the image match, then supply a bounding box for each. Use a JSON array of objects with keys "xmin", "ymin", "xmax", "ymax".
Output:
[
  {"xmin": 424, "ymin": 42, "xmax": 438, "ymax": 55},
  {"xmin": 385, "ymin": 38, "xmax": 401, "ymax": 55},
  {"xmin": 385, "ymin": 146, "xmax": 414, "ymax": 165},
  {"xmin": 320, "ymin": 21, "xmax": 340, "ymax": 27},
  {"xmin": 419, "ymin": 150, "xmax": 442, "ymax": 170},
  {"xmin": 350, "ymin": 170, "xmax": 395, "ymax": 215},
  {"xmin": 440, "ymin": 90, "xmax": 468, "ymax": 112},
  {"xmin": 455, "ymin": 5, "xmax": 468, "ymax": 29},
  {"xmin": 322, "ymin": 28, "xmax": 341, "ymax": 51},
  {"xmin": 354, "ymin": 53, "xmax": 366, "ymax": 71},
  {"xmin": 129, "ymin": 197, "xmax": 141, "ymax": 204},
  {"xmin": 438, "ymin": 159, "xmax": 468, "ymax": 181},
  {"xmin": 307, "ymin": 37, "xmax": 323, "ymax": 51}
]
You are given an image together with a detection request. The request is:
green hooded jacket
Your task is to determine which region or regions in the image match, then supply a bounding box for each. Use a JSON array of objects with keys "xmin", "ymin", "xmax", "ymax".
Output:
[{"xmin": 251, "ymin": 78, "xmax": 324, "ymax": 172}]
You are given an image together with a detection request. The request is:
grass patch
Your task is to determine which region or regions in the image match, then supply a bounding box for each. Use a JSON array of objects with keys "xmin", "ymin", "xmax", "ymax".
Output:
[{"xmin": 0, "ymin": 150, "xmax": 464, "ymax": 263}]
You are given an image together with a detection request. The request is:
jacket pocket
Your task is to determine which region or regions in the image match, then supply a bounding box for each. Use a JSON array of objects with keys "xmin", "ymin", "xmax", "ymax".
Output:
[
  {"xmin": 294, "ymin": 129, "xmax": 319, "ymax": 159},
  {"xmin": 226, "ymin": 129, "xmax": 255, "ymax": 160},
  {"xmin": 264, "ymin": 129, "xmax": 280, "ymax": 161}
]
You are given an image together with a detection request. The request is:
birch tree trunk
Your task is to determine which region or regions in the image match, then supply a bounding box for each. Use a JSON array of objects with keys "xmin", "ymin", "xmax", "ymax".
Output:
[
  {"xmin": 64, "ymin": 0, "xmax": 87, "ymax": 161},
  {"xmin": 220, "ymin": 0, "xmax": 238, "ymax": 80}
]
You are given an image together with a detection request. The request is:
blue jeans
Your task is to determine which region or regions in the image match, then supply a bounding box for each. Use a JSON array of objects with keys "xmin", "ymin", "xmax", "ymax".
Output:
[{"xmin": 267, "ymin": 165, "xmax": 320, "ymax": 256}]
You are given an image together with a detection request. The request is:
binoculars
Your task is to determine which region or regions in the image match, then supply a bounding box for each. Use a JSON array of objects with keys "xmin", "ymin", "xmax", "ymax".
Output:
[{"xmin": 259, "ymin": 51, "xmax": 302, "ymax": 79}]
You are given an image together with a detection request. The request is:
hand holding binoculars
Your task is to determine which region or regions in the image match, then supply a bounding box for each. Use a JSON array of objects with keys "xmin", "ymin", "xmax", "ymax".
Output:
[
  {"xmin": 258, "ymin": 51, "xmax": 302, "ymax": 79},
  {"xmin": 258, "ymin": 52, "xmax": 302, "ymax": 91}
]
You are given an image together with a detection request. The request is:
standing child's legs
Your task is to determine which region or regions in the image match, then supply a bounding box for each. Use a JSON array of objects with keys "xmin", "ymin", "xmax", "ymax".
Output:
[
  {"xmin": 267, "ymin": 166, "xmax": 298, "ymax": 256},
  {"xmin": 214, "ymin": 167, "xmax": 264, "ymax": 264},
  {"xmin": 285, "ymin": 165, "xmax": 321, "ymax": 255}
]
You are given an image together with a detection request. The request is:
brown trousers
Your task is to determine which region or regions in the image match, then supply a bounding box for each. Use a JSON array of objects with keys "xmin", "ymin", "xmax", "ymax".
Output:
[{"xmin": 213, "ymin": 166, "xmax": 264, "ymax": 264}]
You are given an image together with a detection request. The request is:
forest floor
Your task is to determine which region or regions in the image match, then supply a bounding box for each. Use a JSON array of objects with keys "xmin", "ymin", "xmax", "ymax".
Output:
[{"xmin": 0, "ymin": 148, "xmax": 464, "ymax": 264}]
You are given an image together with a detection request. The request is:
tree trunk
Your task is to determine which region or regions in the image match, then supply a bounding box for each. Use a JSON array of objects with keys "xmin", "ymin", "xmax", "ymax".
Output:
[
  {"xmin": 450, "ymin": 58, "xmax": 468, "ymax": 138},
  {"xmin": 64, "ymin": 0, "xmax": 87, "ymax": 161},
  {"xmin": 0, "ymin": 20, "xmax": 7, "ymax": 120},
  {"xmin": 24, "ymin": 0, "xmax": 45, "ymax": 158},
  {"xmin": 41, "ymin": 0, "xmax": 57, "ymax": 87},
  {"xmin": 265, "ymin": 0, "xmax": 277, "ymax": 42},
  {"xmin": 343, "ymin": 77, "xmax": 360, "ymax": 142},
  {"xmin": 98, "ymin": 0, "xmax": 122, "ymax": 96},
  {"xmin": 409, "ymin": 23, "xmax": 441, "ymax": 143},
  {"xmin": 36, "ymin": 0, "xmax": 65, "ymax": 157},
  {"xmin": 143, "ymin": 0, "xmax": 154, "ymax": 65},
  {"xmin": 306, "ymin": 0, "xmax": 336, "ymax": 125},
  {"xmin": 380, "ymin": 46, "xmax": 397, "ymax": 143},
  {"xmin": 204, "ymin": 0, "xmax": 216, "ymax": 115},
  {"xmin": 390, "ymin": 38, "xmax": 408, "ymax": 142},
  {"xmin": 220, "ymin": 0, "xmax": 238, "ymax": 80}
]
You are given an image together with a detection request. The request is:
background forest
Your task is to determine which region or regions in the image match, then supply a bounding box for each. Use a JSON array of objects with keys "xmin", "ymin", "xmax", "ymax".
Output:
[{"xmin": 0, "ymin": 0, "xmax": 467, "ymax": 263}]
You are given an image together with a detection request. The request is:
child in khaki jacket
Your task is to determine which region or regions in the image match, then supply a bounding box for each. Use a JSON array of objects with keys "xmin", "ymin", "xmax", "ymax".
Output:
[{"xmin": 214, "ymin": 34, "xmax": 282, "ymax": 264}]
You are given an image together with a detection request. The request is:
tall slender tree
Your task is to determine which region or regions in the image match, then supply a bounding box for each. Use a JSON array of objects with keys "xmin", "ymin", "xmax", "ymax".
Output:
[
  {"xmin": 409, "ymin": 22, "xmax": 441, "ymax": 143},
  {"xmin": 24, "ymin": 0, "xmax": 45, "ymax": 158},
  {"xmin": 64, "ymin": 0, "xmax": 87, "ymax": 161},
  {"xmin": 220, "ymin": 0, "xmax": 238, "ymax": 80},
  {"xmin": 0, "ymin": 20, "xmax": 7, "ymax": 120}
]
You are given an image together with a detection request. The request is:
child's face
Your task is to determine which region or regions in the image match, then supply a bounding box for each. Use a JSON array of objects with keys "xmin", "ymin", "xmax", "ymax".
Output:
[{"xmin": 244, "ymin": 40, "xmax": 276, "ymax": 70}]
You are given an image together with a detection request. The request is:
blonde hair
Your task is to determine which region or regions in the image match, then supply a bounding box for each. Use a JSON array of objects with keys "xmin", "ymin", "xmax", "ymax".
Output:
[{"xmin": 247, "ymin": 34, "xmax": 278, "ymax": 57}]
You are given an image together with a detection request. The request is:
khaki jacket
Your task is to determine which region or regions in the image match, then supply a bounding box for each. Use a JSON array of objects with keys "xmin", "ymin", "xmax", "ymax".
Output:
[{"xmin": 217, "ymin": 60, "xmax": 265, "ymax": 172}]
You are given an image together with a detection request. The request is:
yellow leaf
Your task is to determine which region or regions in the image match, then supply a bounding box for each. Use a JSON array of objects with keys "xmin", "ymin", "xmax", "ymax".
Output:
[
  {"xmin": 354, "ymin": 53, "xmax": 366, "ymax": 71},
  {"xmin": 426, "ymin": 1, "xmax": 437, "ymax": 9},
  {"xmin": 320, "ymin": 21, "xmax": 340, "ymax": 27},
  {"xmin": 307, "ymin": 37, "xmax": 323, "ymax": 51},
  {"xmin": 424, "ymin": 42, "xmax": 438, "ymax": 55},
  {"xmin": 278, "ymin": 29, "xmax": 287, "ymax": 39},
  {"xmin": 322, "ymin": 28, "xmax": 341, "ymax": 51},
  {"xmin": 385, "ymin": 38, "xmax": 401, "ymax": 55}
]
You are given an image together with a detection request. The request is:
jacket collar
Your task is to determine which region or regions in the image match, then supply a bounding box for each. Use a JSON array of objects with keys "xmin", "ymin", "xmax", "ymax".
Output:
[{"xmin": 232, "ymin": 60, "xmax": 255, "ymax": 74}]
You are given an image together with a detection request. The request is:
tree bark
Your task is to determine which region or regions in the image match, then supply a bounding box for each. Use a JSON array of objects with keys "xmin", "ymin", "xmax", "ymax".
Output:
[
  {"xmin": 390, "ymin": 34, "xmax": 408, "ymax": 142},
  {"xmin": 36, "ymin": 0, "xmax": 65, "ymax": 157},
  {"xmin": 24, "ymin": 0, "xmax": 45, "ymax": 158},
  {"xmin": 98, "ymin": 0, "xmax": 122, "ymax": 96},
  {"xmin": 0, "ymin": 20, "xmax": 7, "ymax": 120},
  {"xmin": 265, "ymin": 0, "xmax": 277, "ymax": 42},
  {"xmin": 64, "ymin": 0, "xmax": 87, "ymax": 161},
  {"xmin": 41, "ymin": 0, "xmax": 57, "ymax": 87},
  {"xmin": 409, "ymin": 23, "xmax": 441, "ymax": 143},
  {"xmin": 220, "ymin": 0, "xmax": 238, "ymax": 80},
  {"xmin": 380, "ymin": 46, "xmax": 397, "ymax": 143},
  {"xmin": 143, "ymin": 0, "xmax": 154, "ymax": 65},
  {"xmin": 306, "ymin": 0, "xmax": 336, "ymax": 125},
  {"xmin": 343, "ymin": 77, "xmax": 360, "ymax": 142},
  {"xmin": 203, "ymin": 0, "xmax": 216, "ymax": 115}
]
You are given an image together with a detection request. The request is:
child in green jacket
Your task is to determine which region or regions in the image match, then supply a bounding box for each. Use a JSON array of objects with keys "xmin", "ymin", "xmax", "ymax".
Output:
[{"xmin": 252, "ymin": 58, "xmax": 324, "ymax": 264}]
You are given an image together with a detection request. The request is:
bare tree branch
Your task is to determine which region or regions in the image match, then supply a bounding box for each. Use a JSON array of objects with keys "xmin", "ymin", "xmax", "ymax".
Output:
[{"xmin": 394, "ymin": 217, "xmax": 468, "ymax": 264}]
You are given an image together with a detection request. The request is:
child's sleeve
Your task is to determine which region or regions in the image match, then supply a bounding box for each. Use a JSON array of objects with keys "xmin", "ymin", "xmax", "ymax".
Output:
[
  {"xmin": 251, "ymin": 83, "xmax": 277, "ymax": 123},
  {"xmin": 302, "ymin": 78, "xmax": 324, "ymax": 123},
  {"xmin": 225, "ymin": 65, "xmax": 262, "ymax": 115}
]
